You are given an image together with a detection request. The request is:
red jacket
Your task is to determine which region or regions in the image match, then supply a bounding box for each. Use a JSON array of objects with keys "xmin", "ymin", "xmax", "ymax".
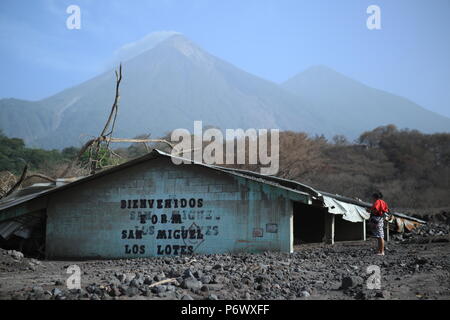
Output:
[{"xmin": 371, "ymin": 199, "xmax": 389, "ymax": 216}]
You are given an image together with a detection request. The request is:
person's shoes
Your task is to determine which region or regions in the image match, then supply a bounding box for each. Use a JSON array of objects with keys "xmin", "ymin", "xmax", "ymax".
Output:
[{"xmin": 376, "ymin": 252, "xmax": 385, "ymax": 256}]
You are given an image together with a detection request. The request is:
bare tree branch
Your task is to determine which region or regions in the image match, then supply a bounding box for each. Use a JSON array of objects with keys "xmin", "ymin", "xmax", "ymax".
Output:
[
  {"xmin": 3, "ymin": 164, "xmax": 28, "ymax": 199},
  {"xmin": 24, "ymin": 174, "xmax": 57, "ymax": 183}
]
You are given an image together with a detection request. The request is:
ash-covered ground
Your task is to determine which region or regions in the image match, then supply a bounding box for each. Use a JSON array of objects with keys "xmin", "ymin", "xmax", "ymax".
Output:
[{"xmin": 0, "ymin": 217, "xmax": 449, "ymax": 301}]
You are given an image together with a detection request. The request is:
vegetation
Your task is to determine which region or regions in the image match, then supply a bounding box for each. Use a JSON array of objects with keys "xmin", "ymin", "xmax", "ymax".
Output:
[
  {"xmin": 1, "ymin": 126, "xmax": 449, "ymax": 209},
  {"xmin": 291, "ymin": 125, "xmax": 450, "ymax": 209},
  {"xmin": 0, "ymin": 130, "xmax": 67, "ymax": 175}
]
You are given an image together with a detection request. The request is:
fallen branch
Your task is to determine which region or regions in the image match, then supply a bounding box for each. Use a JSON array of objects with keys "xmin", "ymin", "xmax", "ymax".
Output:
[
  {"xmin": 24, "ymin": 174, "xmax": 57, "ymax": 183},
  {"xmin": 148, "ymin": 278, "xmax": 178, "ymax": 288},
  {"xmin": 60, "ymin": 138, "xmax": 96, "ymax": 178}
]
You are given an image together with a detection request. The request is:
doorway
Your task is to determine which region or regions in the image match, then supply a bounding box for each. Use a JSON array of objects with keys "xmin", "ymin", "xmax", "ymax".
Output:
[{"xmin": 293, "ymin": 201, "xmax": 327, "ymax": 244}]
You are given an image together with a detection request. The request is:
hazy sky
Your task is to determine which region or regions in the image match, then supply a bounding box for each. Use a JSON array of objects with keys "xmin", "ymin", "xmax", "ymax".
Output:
[{"xmin": 0, "ymin": 0, "xmax": 449, "ymax": 117}]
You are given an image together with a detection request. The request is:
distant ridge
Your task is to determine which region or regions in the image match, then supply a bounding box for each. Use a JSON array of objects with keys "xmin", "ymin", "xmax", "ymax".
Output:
[{"xmin": 1, "ymin": 34, "xmax": 449, "ymax": 149}]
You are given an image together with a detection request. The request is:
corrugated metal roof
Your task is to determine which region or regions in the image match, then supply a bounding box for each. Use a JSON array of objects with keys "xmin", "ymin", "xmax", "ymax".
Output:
[
  {"xmin": 0, "ymin": 189, "xmax": 52, "ymax": 212},
  {"xmin": 0, "ymin": 211, "xmax": 43, "ymax": 239},
  {"xmin": 0, "ymin": 149, "xmax": 425, "ymax": 225},
  {"xmin": 0, "ymin": 150, "xmax": 311, "ymax": 215}
]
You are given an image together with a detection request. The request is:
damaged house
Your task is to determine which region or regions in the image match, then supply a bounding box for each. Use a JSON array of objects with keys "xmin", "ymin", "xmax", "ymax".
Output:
[{"xmin": 0, "ymin": 150, "xmax": 425, "ymax": 260}]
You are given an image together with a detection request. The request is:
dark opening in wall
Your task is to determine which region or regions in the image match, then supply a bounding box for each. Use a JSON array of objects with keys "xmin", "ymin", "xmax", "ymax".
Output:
[
  {"xmin": 0, "ymin": 211, "xmax": 47, "ymax": 259},
  {"xmin": 293, "ymin": 201, "xmax": 326, "ymax": 244},
  {"xmin": 334, "ymin": 215, "xmax": 364, "ymax": 242}
]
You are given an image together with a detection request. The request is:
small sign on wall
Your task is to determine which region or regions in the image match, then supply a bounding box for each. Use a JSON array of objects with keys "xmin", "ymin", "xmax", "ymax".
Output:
[
  {"xmin": 266, "ymin": 223, "xmax": 278, "ymax": 233},
  {"xmin": 253, "ymin": 228, "xmax": 264, "ymax": 238}
]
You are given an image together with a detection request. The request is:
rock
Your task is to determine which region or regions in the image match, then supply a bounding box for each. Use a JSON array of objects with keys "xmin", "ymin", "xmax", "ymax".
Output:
[
  {"xmin": 29, "ymin": 259, "xmax": 41, "ymax": 266},
  {"xmin": 54, "ymin": 280, "xmax": 64, "ymax": 286},
  {"xmin": 194, "ymin": 270, "xmax": 204, "ymax": 279},
  {"xmin": 154, "ymin": 273, "xmax": 166, "ymax": 282},
  {"xmin": 415, "ymin": 257, "xmax": 428, "ymax": 265},
  {"xmin": 208, "ymin": 294, "xmax": 219, "ymax": 300},
  {"xmin": 78, "ymin": 289, "xmax": 89, "ymax": 299},
  {"xmin": 129, "ymin": 279, "xmax": 141, "ymax": 288},
  {"xmin": 143, "ymin": 276, "xmax": 153, "ymax": 285},
  {"xmin": 203, "ymin": 284, "xmax": 223, "ymax": 291},
  {"xmin": 181, "ymin": 278, "xmax": 203, "ymax": 291},
  {"xmin": 69, "ymin": 288, "xmax": 81, "ymax": 295},
  {"xmin": 109, "ymin": 287, "xmax": 121, "ymax": 297},
  {"xmin": 255, "ymin": 275, "xmax": 270, "ymax": 283},
  {"xmin": 201, "ymin": 285, "xmax": 209, "ymax": 292},
  {"xmin": 300, "ymin": 290, "xmax": 310, "ymax": 298},
  {"xmin": 116, "ymin": 273, "xmax": 127, "ymax": 283},
  {"xmin": 109, "ymin": 278, "xmax": 122, "ymax": 287},
  {"xmin": 200, "ymin": 275, "xmax": 212, "ymax": 284},
  {"xmin": 213, "ymin": 275, "xmax": 227, "ymax": 284},
  {"xmin": 151, "ymin": 285, "xmax": 167, "ymax": 294},
  {"xmin": 7, "ymin": 250, "xmax": 24, "ymax": 260},
  {"xmin": 256, "ymin": 284, "xmax": 266, "ymax": 291},
  {"xmin": 341, "ymin": 276, "xmax": 363, "ymax": 290},
  {"xmin": 86, "ymin": 285, "xmax": 97, "ymax": 294},
  {"xmin": 32, "ymin": 286, "xmax": 44, "ymax": 294},
  {"xmin": 181, "ymin": 294, "xmax": 194, "ymax": 300},
  {"xmin": 354, "ymin": 290, "xmax": 367, "ymax": 300},
  {"xmin": 125, "ymin": 286, "xmax": 139, "ymax": 297},
  {"xmin": 11, "ymin": 293, "xmax": 26, "ymax": 300},
  {"xmin": 183, "ymin": 269, "xmax": 195, "ymax": 279},
  {"xmin": 125, "ymin": 273, "xmax": 136, "ymax": 283},
  {"xmin": 51, "ymin": 288, "xmax": 63, "ymax": 296},
  {"xmin": 166, "ymin": 285, "xmax": 176, "ymax": 292}
]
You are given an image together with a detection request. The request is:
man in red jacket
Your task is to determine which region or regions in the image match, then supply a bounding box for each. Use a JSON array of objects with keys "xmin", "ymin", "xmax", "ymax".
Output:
[{"xmin": 368, "ymin": 192, "xmax": 389, "ymax": 255}]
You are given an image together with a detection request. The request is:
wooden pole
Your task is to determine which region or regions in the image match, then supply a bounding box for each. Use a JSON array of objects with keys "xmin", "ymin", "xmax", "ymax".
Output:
[
  {"xmin": 385, "ymin": 217, "xmax": 390, "ymax": 242},
  {"xmin": 363, "ymin": 219, "xmax": 367, "ymax": 241}
]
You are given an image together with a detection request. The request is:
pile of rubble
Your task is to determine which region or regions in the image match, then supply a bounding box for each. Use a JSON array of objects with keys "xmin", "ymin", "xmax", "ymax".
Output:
[
  {"xmin": 1, "ymin": 238, "xmax": 449, "ymax": 300},
  {"xmin": 1, "ymin": 215, "xmax": 449, "ymax": 301},
  {"xmin": 0, "ymin": 249, "xmax": 43, "ymax": 273},
  {"xmin": 390, "ymin": 211, "xmax": 450, "ymax": 243}
]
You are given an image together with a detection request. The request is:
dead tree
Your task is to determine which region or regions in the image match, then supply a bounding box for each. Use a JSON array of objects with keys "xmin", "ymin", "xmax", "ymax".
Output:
[
  {"xmin": 1, "ymin": 65, "xmax": 181, "ymax": 199},
  {"xmin": 62, "ymin": 64, "xmax": 179, "ymax": 176}
]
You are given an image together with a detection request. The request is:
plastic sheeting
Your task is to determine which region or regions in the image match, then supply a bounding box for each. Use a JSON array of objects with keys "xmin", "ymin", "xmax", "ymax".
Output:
[{"xmin": 322, "ymin": 196, "xmax": 370, "ymax": 223}]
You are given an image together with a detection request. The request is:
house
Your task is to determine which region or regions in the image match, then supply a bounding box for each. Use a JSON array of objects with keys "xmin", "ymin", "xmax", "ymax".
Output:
[{"xmin": 0, "ymin": 150, "xmax": 424, "ymax": 259}]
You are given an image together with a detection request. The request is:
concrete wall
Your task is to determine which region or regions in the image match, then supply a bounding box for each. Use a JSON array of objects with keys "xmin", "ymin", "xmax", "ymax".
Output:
[{"xmin": 45, "ymin": 158, "xmax": 297, "ymax": 259}]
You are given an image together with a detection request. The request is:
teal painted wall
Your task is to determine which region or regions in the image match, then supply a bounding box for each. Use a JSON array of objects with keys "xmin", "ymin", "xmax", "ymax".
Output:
[{"xmin": 46, "ymin": 158, "xmax": 300, "ymax": 259}]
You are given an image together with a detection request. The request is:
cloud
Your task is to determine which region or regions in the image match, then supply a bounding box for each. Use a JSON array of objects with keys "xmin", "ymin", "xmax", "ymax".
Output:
[{"xmin": 112, "ymin": 31, "xmax": 181, "ymax": 63}]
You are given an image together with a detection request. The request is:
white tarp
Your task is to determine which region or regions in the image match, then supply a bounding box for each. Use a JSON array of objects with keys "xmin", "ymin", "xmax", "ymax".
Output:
[{"xmin": 323, "ymin": 196, "xmax": 370, "ymax": 223}]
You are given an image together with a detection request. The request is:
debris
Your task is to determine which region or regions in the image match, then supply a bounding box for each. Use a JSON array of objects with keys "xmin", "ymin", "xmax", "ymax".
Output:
[
  {"xmin": 7, "ymin": 250, "xmax": 24, "ymax": 260},
  {"xmin": 149, "ymin": 278, "xmax": 177, "ymax": 288},
  {"xmin": 340, "ymin": 276, "xmax": 363, "ymax": 290},
  {"xmin": 181, "ymin": 278, "xmax": 203, "ymax": 291}
]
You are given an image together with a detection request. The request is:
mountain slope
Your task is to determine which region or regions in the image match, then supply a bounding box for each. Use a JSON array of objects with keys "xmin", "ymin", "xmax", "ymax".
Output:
[
  {"xmin": 6, "ymin": 35, "xmax": 328, "ymax": 149},
  {"xmin": 282, "ymin": 65, "xmax": 450, "ymax": 139},
  {"xmin": 1, "ymin": 37, "xmax": 449, "ymax": 149},
  {"xmin": 0, "ymin": 98, "xmax": 54, "ymax": 143}
]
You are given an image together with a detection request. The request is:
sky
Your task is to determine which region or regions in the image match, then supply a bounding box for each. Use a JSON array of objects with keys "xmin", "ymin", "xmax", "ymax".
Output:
[{"xmin": 0, "ymin": 0, "xmax": 449, "ymax": 118}]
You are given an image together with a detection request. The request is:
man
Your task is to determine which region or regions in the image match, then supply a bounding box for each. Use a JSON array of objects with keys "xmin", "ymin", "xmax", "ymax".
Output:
[{"xmin": 368, "ymin": 192, "xmax": 389, "ymax": 256}]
